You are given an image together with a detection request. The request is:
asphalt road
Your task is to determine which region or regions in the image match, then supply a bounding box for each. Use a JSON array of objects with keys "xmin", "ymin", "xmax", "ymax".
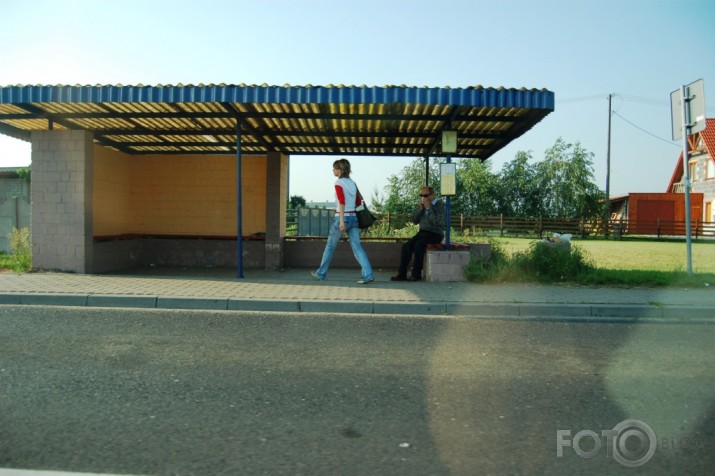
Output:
[{"xmin": 0, "ymin": 306, "xmax": 713, "ymax": 476}]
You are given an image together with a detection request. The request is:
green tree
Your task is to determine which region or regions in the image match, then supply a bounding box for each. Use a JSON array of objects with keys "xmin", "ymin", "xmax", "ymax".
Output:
[
  {"xmin": 534, "ymin": 138, "xmax": 603, "ymax": 219},
  {"xmin": 454, "ymin": 158, "xmax": 499, "ymax": 215},
  {"xmin": 496, "ymin": 151, "xmax": 540, "ymax": 217},
  {"xmin": 16, "ymin": 168, "xmax": 31, "ymax": 182},
  {"xmin": 383, "ymin": 158, "xmax": 440, "ymax": 215},
  {"xmin": 368, "ymin": 185, "xmax": 386, "ymax": 213},
  {"xmin": 289, "ymin": 195, "xmax": 306, "ymax": 209},
  {"xmin": 383, "ymin": 138, "xmax": 603, "ymax": 221}
]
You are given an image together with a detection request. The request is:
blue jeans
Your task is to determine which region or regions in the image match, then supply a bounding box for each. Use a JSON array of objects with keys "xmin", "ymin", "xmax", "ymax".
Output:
[{"xmin": 315, "ymin": 215, "xmax": 373, "ymax": 281}]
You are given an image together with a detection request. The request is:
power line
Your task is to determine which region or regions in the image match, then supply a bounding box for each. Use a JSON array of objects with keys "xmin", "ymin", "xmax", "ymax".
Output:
[
  {"xmin": 621, "ymin": 93, "xmax": 715, "ymax": 110},
  {"xmin": 557, "ymin": 94, "xmax": 607, "ymax": 104},
  {"xmin": 611, "ymin": 111, "xmax": 680, "ymax": 147},
  {"xmin": 617, "ymin": 94, "xmax": 668, "ymax": 106},
  {"xmin": 559, "ymin": 92, "xmax": 715, "ymax": 110},
  {"xmin": 558, "ymin": 92, "xmax": 712, "ymax": 147},
  {"xmin": 557, "ymin": 93, "xmax": 655, "ymax": 105}
]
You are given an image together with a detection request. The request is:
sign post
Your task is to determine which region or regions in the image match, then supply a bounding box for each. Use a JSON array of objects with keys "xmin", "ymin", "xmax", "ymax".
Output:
[
  {"xmin": 440, "ymin": 161, "xmax": 456, "ymax": 250},
  {"xmin": 670, "ymin": 79, "xmax": 706, "ymax": 275},
  {"xmin": 440, "ymin": 130, "xmax": 458, "ymax": 250}
]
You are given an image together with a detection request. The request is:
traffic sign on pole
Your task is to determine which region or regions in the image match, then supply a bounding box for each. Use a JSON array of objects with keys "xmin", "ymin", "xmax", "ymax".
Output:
[
  {"xmin": 671, "ymin": 78, "xmax": 706, "ymax": 141},
  {"xmin": 670, "ymin": 79, "xmax": 706, "ymax": 275}
]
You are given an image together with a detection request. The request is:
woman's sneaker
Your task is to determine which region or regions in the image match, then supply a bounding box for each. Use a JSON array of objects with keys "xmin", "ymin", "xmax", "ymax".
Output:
[{"xmin": 356, "ymin": 278, "xmax": 374, "ymax": 284}]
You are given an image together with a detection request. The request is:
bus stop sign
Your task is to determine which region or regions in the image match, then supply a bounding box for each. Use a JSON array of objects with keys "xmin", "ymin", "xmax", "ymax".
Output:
[{"xmin": 671, "ymin": 78, "xmax": 706, "ymax": 141}]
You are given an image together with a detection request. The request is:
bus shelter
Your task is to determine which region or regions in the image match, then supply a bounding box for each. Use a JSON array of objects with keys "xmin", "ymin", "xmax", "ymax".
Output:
[{"xmin": 0, "ymin": 83, "xmax": 554, "ymax": 275}]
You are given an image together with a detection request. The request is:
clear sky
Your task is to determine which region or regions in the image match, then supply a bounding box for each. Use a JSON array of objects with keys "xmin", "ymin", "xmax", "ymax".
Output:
[{"xmin": 1, "ymin": 0, "xmax": 714, "ymax": 203}]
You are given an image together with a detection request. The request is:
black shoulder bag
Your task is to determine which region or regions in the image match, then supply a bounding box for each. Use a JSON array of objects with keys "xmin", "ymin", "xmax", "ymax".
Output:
[{"xmin": 354, "ymin": 185, "xmax": 377, "ymax": 229}]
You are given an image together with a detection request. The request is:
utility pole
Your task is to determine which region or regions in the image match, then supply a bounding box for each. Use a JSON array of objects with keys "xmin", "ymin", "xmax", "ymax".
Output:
[{"xmin": 604, "ymin": 93, "xmax": 613, "ymax": 238}]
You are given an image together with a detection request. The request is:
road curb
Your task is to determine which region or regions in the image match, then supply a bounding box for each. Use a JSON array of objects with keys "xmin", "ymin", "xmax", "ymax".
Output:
[{"xmin": 0, "ymin": 293, "xmax": 713, "ymax": 323}]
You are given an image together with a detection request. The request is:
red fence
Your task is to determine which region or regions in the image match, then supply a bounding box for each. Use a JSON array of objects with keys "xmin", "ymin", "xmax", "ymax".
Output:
[{"xmin": 609, "ymin": 219, "xmax": 715, "ymax": 239}]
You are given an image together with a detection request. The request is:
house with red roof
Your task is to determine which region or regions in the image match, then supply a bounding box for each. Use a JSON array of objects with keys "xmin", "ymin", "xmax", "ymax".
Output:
[
  {"xmin": 667, "ymin": 118, "xmax": 715, "ymax": 223},
  {"xmin": 608, "ymin": 119, "xmax": 712, "ymax": 236}
]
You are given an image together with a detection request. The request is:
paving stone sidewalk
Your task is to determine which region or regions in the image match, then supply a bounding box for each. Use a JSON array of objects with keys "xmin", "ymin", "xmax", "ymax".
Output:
[{"xmin": 1, "ymin": 267, "xmax": 713, "ymax": 321}]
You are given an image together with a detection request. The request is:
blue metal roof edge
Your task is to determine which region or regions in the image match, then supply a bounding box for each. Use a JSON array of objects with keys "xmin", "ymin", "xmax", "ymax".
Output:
[{"xmin": 0, "ymin": 84, "xmax": 554, "ymax": 110}]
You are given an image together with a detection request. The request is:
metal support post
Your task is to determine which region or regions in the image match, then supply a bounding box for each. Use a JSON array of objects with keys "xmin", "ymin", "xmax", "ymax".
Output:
[
  {"xmin": 680, "ymin": 84, "xmax": 693, "ymax": 275},
  {"xmin": 445, "ymin": 156, "xmax": 451, "ymax": 250},
  {"xmin": 236, "ymin": 126, "xmax": 244, "ymax": 278}
]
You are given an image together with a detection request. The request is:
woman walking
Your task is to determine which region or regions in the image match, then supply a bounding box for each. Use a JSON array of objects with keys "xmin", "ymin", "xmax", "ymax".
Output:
[{"xmin": 312, "ymin": 158, "xmax": 374, "ymax": 284}]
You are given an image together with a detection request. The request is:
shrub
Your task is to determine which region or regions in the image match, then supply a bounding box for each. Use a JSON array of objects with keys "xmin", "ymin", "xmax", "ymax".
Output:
[
  {"xmin": 362, "ymin": 220, "xmax": 418, "ymax": 239},
  {"xmin": 10, "ymin": 227, "xmax": 32, "ymax": 272},
  {"xmin": 512, "ymin": 241, "xmax": 593, "ymax": 281},
  {"xmin": 465, "ymin": 239, "xmax": 594, "ymax": 283},
  {"xmin": 463, "ymin": 238, "xmax": 514, "ymax": 282}
]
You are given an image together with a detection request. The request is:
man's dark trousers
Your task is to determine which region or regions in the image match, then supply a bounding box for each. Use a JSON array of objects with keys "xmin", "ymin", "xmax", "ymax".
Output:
[{"xmin": 399, "ymin": 230, "xmax": 443, "ymax": 279}]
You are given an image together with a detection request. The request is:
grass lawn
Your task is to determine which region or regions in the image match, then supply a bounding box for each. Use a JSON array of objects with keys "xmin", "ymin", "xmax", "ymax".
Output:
[{"xmin": 492, "ymin": 237, "xmax": 715, "ymax": 274}]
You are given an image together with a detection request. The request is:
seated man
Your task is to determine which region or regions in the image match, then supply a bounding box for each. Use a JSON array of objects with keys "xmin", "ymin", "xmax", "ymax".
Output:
[{"xmin": 391, "ymin": 186, "xmax": 445, "ymax": 281}]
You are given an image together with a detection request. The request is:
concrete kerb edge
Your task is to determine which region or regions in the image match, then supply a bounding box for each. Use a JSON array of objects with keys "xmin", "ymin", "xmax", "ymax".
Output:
[
  {"xmin": 661, "ymin": 305, "xmax": 714, "ymax": 320},
  {"xmin": 373, "ymin": 302, "xmax": 447, "ymax": 315},
  {"xmin": 300, "ymin": 300, "xmax": 374, "ymax": 314},
  {"xmin": 18, "ymin": 293, "xmax": 89, "ymax": 306},
  {"xmin": 590, "ymin": 304, "xmax": 663, "ymax": 319},
  {"xmin": 446, "ymin": 302, "xmax": 715, "ymax": 323},
  {"xmin": 0, "ymin": 293, "xmax": 713, "ymax": 323},
  {"xmin": 87, "ymin": 294, "xmax": 158, "ymax": 308},
  {"xmin": 156, "ymin": 296, "xmax": 230, "ymax": 310},
  {"xmin": 447, "ymin": 302, "xmax": 653, "ymax": 318},
  {"xmin": 0, "ymin": 293, "xmax": 22, "ymax": 305},
  {"xmin": 229, "ymin": 298, "xmax": 301, "ymax": 312}
]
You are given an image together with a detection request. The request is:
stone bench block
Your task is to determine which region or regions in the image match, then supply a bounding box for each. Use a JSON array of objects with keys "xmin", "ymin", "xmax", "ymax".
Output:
[{"xmin": 425, "ymin": 250, "xmax": 471, "ymax": 282}]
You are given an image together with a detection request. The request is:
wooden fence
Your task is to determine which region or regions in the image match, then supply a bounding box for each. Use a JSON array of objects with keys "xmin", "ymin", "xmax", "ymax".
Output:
[
  {"xmin": 286, "ymin": 209, "xmax": 715, "ymax": 239},
  {"xmin": 451, "ymin": 215, "xmax": 587, "ymax": 237}
]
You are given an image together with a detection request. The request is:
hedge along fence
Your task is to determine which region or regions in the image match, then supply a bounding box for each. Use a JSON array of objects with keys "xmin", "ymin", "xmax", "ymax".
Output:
[
  {"xmin": 286, "ymin": 209, "xmax": 715, "ymax": 239},
  {"xmin": 453, "ymin": 215, "xmax": 588, "ymax": 238},
  {"xmin": 379, "ymin": 213, "xmax": 589, "ymax": 238},
  {"xmin": 287, "ymin": 209, "xmax": 590, "ymax": 238},
  {"xmin": 419, "ymin": 215, "xmax": 715, "ymax": 239}
]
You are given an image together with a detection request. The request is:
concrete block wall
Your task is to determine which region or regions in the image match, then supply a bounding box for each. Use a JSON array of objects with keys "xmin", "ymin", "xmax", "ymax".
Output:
[
  {"xmin": 135, "ymin": 237, "xmax": 265, "ymax": 269},
  {"xmin": 282, "ymin": 240, "xmax": 403, "ymax": 269},
  {"xmin": 92, "ymin": 237, "xmax": 267, "ymax": 273},
  {"xmin": 425, "ymin": 250, "xmax": 471, "ymax": 282},
  {"xmin": 31, "ymin": 130, "xmax": 93, "ymax": 273},
  {"xmin": 0, "ymin": 195, "xmax": 31, "ymax": 253},
  {"xmin": 92, "ymin": 238, "xmax": 141, "ymax": 273},
  {"xmin": 0, "ymin": 177, "xmax": 30, "ymax": 198}
]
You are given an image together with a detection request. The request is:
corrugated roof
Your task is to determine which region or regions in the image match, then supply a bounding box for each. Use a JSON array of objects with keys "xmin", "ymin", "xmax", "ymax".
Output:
[{"xmin": 0, "ymin": 83, "xmax": 554, "ymax": 160}]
